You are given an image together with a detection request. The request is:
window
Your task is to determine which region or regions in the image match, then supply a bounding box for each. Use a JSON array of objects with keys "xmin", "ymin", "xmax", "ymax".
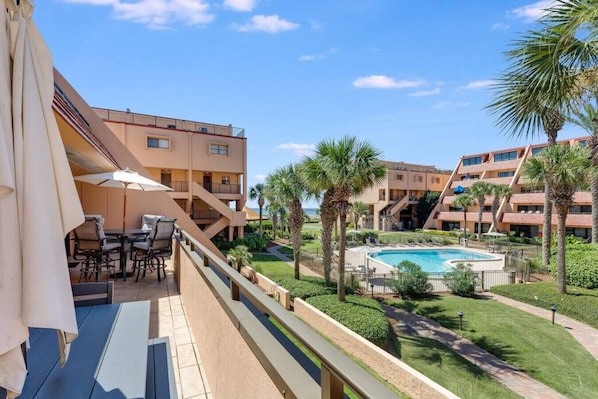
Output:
[
  {"xmin": 462, "ymin": 156, "xmax": 482, "ymax": 166},
  {"xmin": 518, "ymin": 205, "xmax": 544, "ymax": 213},
  {"xmin": 578, "ymin": 140, "xmax": 588, "ymax": 147},
  {"xmin": 396, "ymin": 174, "xmax": 404, "ymax": 181},
  {"xmin": 199, "ymin": 127, "xmax": 208, "ymax": 133},
  {"xmin": 494, "ymin": 151, "xmax": 517, "ymax": 162},
  {"xmin": 210, "ymin": 143, "xmax": 228, "ymax": 155},
  {"xmin": 569, "ymin": 205, "xmax": 592, "ymax": 214},
  {"xmin": 414, "ymin": 175, "xmax": 423, "ymax": 183},
  {"xmin": 497, "ymin": 171, "xmax": 515, "ymax": 178},
  {"xmin": 431, "ymin": 177, "xmax": 440, "ymax": 184},
  {"xmin": 221, "ymin": 176, "xmax": 230, "ymax": 185},
  {"xmin": 147, "ymin": 136, "xmax": 170, "ymax": 149},
  {"xmin": 531, "ymin": 146, "xmax": 546, "ymax": 156}
]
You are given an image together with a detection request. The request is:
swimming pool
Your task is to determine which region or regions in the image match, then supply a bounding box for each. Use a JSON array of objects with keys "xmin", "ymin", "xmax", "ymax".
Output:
[{"xmin": 369, "ymin": 249, "xmax": 494, "ymax": 273}]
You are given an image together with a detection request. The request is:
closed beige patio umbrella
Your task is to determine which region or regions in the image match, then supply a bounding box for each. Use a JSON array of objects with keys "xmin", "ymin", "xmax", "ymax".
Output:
[{"xmin": 0, "ymin": 2, "xmax": 84, "ymax": 397}]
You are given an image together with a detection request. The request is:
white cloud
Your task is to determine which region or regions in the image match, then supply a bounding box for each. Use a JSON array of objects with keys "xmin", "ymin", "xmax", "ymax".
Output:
[
  {"xmin": 276, "ymin": 143, "xmax": 316, "ymax": 157},
  {"xmin": 254, "ymin": 174, "xmax": 267, "ymax": 182},
  {"xmin": 298, "ymin": 48, "xmax": 337, "ymax": 62},
  {"xmin": 353, "ymin": 75, "xmax": 425, "ymax": 89},
  {"xmin": 223, "ymin": 0, "xmax": 256, "ymax": 12},
  {"xmin": 462, "ymin": 80, "xmax": 497, "ymax": 89},
  {"xmin": 433, "ymin": 101, "xmax": 470, "ymax": 109},
  {"xmin": 409, "ymin": 87, "xmax": 440, "ymax": 97},
  {"xmin": 511, "ymin": 0, "xmax": 556, "ymax": 22},
  {"xmin": 233, "ymin": 15, "xmax": 299, "ymax": 33},
  {"xmin": 491, "ymin": 22, "xmax": 509, "ymax": 31},
  {"xmin": 64, "ymin": 0, "xmax": 215, "ymax": 29}
]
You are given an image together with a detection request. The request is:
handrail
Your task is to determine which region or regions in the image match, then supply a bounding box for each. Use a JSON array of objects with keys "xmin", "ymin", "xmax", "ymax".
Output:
[{"xmin": 175, "ymin": 226, "xmax": 400, "ymax": 399}]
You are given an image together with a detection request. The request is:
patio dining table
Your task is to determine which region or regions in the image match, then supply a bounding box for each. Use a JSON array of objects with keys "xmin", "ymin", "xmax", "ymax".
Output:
[{"xmin": 104, "ymin": 229, "xmax": 149, "ymax": 281}]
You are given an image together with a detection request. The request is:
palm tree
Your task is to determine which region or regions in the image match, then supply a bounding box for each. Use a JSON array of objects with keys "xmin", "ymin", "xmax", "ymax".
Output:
[
  {"xmin": 266, "ymin": 164, "xmax": 315, "ymax": 280},
  {"xmin": 302, "ymin": 136, "xmax": 386, "ymax": 301},
  {"xmin": 488, "ymin": 23, "xmax": 571, "ymax": 268},
  {"xmin": 489, "ymin": 184, "xmax": 513, "ymax": 232},
  {"xmin": 228, "ymin": 245, "xmax": 253, "ymax": 273},
  {"xmin": 522, "ymin": 144, "xmax": 591, "ymax": 294},
  {"xmin": 350, "ymin": 201, "xmax": 369, "ymax": 230},
  {"xmin": 453, "ymin": 193, "xmax": 476, "ymax": 247},
  {"xmin": 468, "ymin": 181, "xmax": 494, "ymax": 241},
  {"xmin": 248, "ymin": 183, "xmax": 266, "ymax": 236}
]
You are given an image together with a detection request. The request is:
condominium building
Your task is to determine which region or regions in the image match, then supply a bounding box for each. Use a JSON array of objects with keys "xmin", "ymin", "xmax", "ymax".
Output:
[
  {"xmin": 354, "ymin": 161, "xmax": 452, "ymax": 231},
  {"xmin": 92, "ymin": 107, "xmax": 247, "ymax": 241},
  {"xmin": 423, "ymin": 137, "xmax": 592, "ymax": 239}
]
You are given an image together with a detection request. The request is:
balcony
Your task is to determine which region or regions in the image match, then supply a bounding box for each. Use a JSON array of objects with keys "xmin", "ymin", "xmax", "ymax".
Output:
[{"xmin": 170, "ymin": 181, "xmax": 241, "ymax": 195}]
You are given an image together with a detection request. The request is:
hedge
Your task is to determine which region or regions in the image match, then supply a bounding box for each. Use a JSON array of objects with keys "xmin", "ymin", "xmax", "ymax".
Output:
[
  {"xmin": 267, "ymin": 274, "xmax": 353, "ymax": 300},
  {"xmin": 306, "ymin": 294, "xmax": 389, "ymax": 347},
  {"xmin": 548, "ymin": 243, "xmax": 598, "ymax": 289}
]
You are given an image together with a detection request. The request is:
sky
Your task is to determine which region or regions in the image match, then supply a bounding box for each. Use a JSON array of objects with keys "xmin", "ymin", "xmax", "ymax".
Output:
[{"xmin": 35, "ymin": 1, "xmax": 587, "ymax": 208}]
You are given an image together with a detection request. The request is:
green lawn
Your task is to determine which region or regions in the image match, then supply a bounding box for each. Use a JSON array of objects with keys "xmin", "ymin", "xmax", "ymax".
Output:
[
  {"xmin": 385, "ymin": 294, "xmax": 598, "ymax": 399},
  {"xmin": 395, "ymin": 335, "xmax": 521, "ymax": 399},
  {"xmin": 491, "ymin": 282, "xmax": 598, "ymax": 328},
  {"xmin": 251, "ymin": 253, "xmax": 293, "ymax": 275}
]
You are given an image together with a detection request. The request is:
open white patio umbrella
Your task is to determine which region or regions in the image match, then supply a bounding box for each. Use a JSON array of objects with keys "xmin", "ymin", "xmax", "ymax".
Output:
[
  {"xmin": 75, "ymin": 168, "xmax": 173, "ymax": 231},
  {"xmin": 0, "ymin": 2, "xmax": 84, "ymax": 397}
]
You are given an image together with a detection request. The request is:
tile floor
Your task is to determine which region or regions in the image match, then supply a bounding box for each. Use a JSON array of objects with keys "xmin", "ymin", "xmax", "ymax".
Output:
[{"xmin": 70, "ymin": 260, "xmax": 211, "ymax": 399}]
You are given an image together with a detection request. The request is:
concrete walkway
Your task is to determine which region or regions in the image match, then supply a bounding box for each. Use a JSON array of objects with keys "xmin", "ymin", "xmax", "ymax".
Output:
[{"xmin": 384, "ymin": 305, "xmax": 567, "ymax": 399}]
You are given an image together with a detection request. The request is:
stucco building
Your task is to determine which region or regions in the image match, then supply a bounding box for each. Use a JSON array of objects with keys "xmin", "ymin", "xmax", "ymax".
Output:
[
  {"xmin": 354, "ymin": 161, "xmax": 452, "ymax": 231},
  {"xmin": 92, "ymin": 107, "xmax": 247, "ymax": 241},
  {"xmin": 423, "ymin": 137, "xmax": 592, "ymax": 239}
]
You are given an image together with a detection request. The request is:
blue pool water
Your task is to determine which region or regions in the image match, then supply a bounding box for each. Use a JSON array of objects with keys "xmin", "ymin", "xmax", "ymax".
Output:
[{"xmin": 370, "ymin": 249, "xmax": 494, "ymax": 273}]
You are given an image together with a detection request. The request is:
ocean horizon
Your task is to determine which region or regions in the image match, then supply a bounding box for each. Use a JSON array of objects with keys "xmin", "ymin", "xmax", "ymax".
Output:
[{"xmin": 250, "ymin": 207, "xmax": 319, "ymax": 217}]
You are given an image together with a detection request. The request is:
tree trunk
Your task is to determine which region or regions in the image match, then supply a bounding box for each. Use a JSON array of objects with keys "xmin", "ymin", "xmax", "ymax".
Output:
[
  {"xmin": 542, "ymin": 184, "xmax": 552, "ymax": 268},
  {"xmin": 477, "ymin": 206, "xmax": 483, "ymax": 241},
  {"xmin": 257, "ymin": 198, "xmax": 264, "ymax": 236},
  {"xmin": 555, "ymin": 204, "xmax": 568, "ymax": 294},
  {"xmin": 592, "ymin": 173, "xmax": 598, "ymax": 243},
  {"xmin": 288, "ymin": 199, "xmax": 304, "ymax": 280},
  {"xmin": 463, "ymin": 210, "xmax": 468, "ymax": 247},
  {"xmin": 491, "ymin": 198, "xmax": 499, "ymax": 231},
  {"xmin": 320, "ymin": 191, "xmax": 336, "ymax": 285},
  {"xmin": 271, "ymin": 213, "xmax": 278, "ymax": 240},
  {"xmin": 337, "ymin": 202, "xmax": 348, "ymax": 302}
]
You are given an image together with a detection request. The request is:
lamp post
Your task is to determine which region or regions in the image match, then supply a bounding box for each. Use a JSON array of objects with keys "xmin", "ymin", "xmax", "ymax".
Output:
[
  {"xmin": 550, "ymin": 305, "xmax": 557, "ymax": 325},
  {"xmin": 457, "ymin": 311, "xmax": 464, "ymax": 330},
  {"xmin": 370, "ymin": 283, "xmax": 375, "ymax": 298}
]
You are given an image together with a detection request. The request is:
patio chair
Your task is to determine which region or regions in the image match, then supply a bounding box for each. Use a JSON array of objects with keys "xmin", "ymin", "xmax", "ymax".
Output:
[
  {"xmin": 131, "ymin": 217, "xmax": 176, "ymax": 282},
  {"xmin": 71, "ymin": 281, "xmax": 114, "ymax": 307},
  {"xmin": 73, "ymin": 216, "xmax": 121, "ymax": 281}
]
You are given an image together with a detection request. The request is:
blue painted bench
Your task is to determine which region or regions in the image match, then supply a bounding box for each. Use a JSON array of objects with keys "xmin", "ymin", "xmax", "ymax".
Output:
[{"xmin": 146, "ymin": 337, "xmax": 177, "ymax": 399}]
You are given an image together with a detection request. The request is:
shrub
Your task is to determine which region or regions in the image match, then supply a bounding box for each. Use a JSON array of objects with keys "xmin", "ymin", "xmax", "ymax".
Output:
[
  {"xmin": 306, "ymin": 295, "xmax": 389, "ymax": 347},
  {"xmin": 388, "ymin": 260, "xmax": 432, "ymax": 299},
  {"xmin": 301, "ymin": 231, "xmax": 317, "ymax": 240},
  {"xmin": 548, "ymin": 243, "xmax": 598, "ymax": 289},
  {"xmin": 267, "ymin": 274, "xmax": 353, "ymax": 300},
  {"xmin": 443, "ymin": 263, "xmax": 478, "ymax": 297}
]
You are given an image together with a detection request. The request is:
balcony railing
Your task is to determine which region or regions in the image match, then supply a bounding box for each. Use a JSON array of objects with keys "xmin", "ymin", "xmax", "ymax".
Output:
[
  {"xmin": 169, "ymin": 181, "xmax": 241, "ymax": 194},
  {"xmin": 191, "ymin": 210, "xmax": 220, "ymax": 219},
  {"xmin": 173, "ymin": 227, "xmax": 400, "ymax": 399}
]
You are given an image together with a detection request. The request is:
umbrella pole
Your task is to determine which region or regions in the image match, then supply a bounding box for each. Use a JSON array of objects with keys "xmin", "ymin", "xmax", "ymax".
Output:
[{"xmin": 122, "ymin": 185, "xmax": 128, "ymax": 231}]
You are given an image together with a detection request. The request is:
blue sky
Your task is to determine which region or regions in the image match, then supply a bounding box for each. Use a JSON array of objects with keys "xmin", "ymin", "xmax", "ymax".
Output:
[{"xmin": 35, "ymin": 1, "xmax": 586, "ymax": 207}]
